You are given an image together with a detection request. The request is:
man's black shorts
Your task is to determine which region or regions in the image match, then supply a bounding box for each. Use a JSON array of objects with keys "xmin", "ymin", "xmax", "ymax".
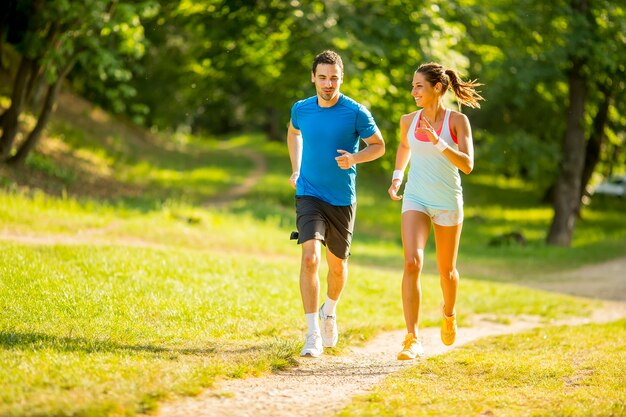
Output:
[{"xmin": 295, "ymin": 196, "xmax": 356, "ymax": 259}]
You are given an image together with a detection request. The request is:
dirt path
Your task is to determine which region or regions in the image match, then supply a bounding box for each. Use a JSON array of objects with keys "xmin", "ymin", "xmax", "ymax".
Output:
[
  {"xmin": 524, "ymin": 256, "xmax": 626, "ymax": 301},
  {"xmin": 204, "ymin": 147, "xmax": 267, "ymax": 207},
  {"xmin": 150, "ymin": 259, "xmax": 626, "ymax": 417}
]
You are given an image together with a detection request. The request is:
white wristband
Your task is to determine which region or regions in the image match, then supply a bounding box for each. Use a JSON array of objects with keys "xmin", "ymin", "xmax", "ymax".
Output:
[
  {"xmin": 434, "ymin": 138, "xmax": 448, "ymax": 152},
  {"xmin": 392, "ymin": 169, "xmax": 404, "ymax": 182}
]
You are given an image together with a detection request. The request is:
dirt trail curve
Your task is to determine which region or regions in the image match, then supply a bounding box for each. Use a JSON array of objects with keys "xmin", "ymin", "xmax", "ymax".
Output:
[
  {"xmin": 205, "ymin": 147, "xmax": 267, "ymax": 207},
  {"xmin": 150, "ymin": 258, "xmax": 626, "ymax": 417}
]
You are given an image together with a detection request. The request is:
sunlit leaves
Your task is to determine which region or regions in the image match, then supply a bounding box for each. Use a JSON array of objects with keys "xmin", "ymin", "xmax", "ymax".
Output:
[{"xmin": 454, "ymin": 0, "xmax": 626, "ymax": 184}]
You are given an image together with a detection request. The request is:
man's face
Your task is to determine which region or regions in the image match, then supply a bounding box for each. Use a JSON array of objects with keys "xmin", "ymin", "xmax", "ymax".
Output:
[{"xmin": 311, "ymin": 63, "xmax": 343, "ymax": 102}]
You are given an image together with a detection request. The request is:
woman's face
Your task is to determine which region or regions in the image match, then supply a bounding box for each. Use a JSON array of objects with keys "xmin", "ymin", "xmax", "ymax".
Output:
[{"xmin": 411, "ymin": 71, "xmax": 438, "ymax": 107}]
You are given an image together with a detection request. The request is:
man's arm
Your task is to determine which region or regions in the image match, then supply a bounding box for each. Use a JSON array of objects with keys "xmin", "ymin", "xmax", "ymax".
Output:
[
  {"xmin": 335, "ymin": 130, "xmax": 385, "ymax": 169},
  {"xmin": 287, "ymin": 119, "xmax": 302, "ymax": 188}
]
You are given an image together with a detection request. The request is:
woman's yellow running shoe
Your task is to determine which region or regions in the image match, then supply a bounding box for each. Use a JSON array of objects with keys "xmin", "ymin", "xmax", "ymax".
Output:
[
  {"xmin": 441, "ymin": 305, "xmax": 457, "ymax": 346},
  {"xmin": 397, "ymin": 333, "xmax": 424, "ymax": 360}
]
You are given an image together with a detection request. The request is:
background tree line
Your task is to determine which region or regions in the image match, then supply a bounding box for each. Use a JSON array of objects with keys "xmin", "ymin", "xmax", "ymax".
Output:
[{"xmin": 0, "ymin": 0, "xmax": 624, "ymax": 246}]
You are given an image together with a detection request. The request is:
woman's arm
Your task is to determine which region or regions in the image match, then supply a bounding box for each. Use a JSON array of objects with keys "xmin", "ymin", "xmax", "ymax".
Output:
[{"xmin": 388, "ymin": 113, "xmax": 414, "ymax": 200}]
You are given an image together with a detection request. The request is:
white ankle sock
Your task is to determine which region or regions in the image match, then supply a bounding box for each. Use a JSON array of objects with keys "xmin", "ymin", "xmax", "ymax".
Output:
[
  {"xmin": 323, "ymin": 297, "xmax": 338, "ymax": 316},
  {"xmin": 305, "ymin": 313, "xmax": 319, "ymax": 334}
]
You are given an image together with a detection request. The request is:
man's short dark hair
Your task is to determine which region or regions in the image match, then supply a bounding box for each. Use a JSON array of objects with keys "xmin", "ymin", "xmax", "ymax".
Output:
[{"xmin": 312, "ymin": 50, "xmax": 344, "ymax": 75}]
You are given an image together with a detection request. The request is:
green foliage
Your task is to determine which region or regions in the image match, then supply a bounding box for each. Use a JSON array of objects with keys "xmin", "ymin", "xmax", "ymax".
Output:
[
  {"xmin": 457, "ymin": 0, "xmax": 626, "ymax": 181},
  {"xmin": 8, "ymin": 0, "xmax": 152, "ymax": 85},
  {"xmin": 127, "ymin": 0, "xmax": 467, "ymax": 157},
  {"xmin": 103, "ymin": 0, "xmax": 626, "ymax": 181},
  {"xmin": 66, "ymin": 1, "xmax": 156, "ymax": 114},
  {"xmin": 476, "ymin": 129, "xmax": 561, "ymax": 188},
  {"xmin": 9, "ymin": 0, "xmax": 626, "ymax": 180}
]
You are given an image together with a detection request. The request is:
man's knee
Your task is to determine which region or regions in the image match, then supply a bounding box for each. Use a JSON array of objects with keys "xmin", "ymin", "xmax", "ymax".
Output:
[
  {"xmin": 328, "ymin": 258, "xmax": 348, "ymax": 277},
  {"xmin": 302, "ymin": 248, "xmax": 321, "ymax": 273}
]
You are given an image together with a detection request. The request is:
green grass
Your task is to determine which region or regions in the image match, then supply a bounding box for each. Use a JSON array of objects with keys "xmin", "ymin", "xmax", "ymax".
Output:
[
  {"xmin": 0, "ymin": 243, "xmax": 301, "ymax": 415},
  {"xmin": 339, "ymin": 320, "xmax": 626, "ymax": 417},
  {"xmin": 0, "ymin": 241, "xmax": 600, "ymax": 416},
  {"xmin": 0, "ymin": 91, "xmax": 625, "ymax": 416}
]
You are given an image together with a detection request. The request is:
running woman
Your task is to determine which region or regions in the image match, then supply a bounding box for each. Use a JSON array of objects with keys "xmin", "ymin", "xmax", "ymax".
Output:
[{"xmin": 388, "ymin": 62, "xmax": 483, "ymax": 360}]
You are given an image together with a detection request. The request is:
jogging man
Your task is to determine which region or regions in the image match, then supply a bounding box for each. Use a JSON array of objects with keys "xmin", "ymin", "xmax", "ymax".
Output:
[{"xmin": 287, "ymin": 50, "xmax": 385, "ymax": 357}]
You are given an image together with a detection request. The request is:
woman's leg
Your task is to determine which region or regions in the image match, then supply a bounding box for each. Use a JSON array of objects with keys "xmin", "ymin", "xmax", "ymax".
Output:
[
  {"xmin": 400, "ymin": 210, "xmax": 431, "ymax": 335},
  {"xmin": 432, "ymin": 221, "xmax": 463, "ymax": 317}
]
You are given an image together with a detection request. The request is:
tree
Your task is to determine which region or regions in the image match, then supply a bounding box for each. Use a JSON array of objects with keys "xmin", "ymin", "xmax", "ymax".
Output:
[
  {"xmin": 547, "ymin": 0, "xmax": 626, "ymax": 245},
  {"xmin": 0, "ymin": 0, "xmax": 18, "ymax": 71},
  {"xmin": 0, "ymin": 0, "xmax": 44, "ymax": 160},
  {"xmin": 452, "ymin": 0, "xmax": 626, "ymax": 246},
  {"xmin": 0, "ymin": 0, "xmax": 153, "ymax": 165},
  {"xmin": 127, "ymin": 0, "xmax": 467, "ymax": 169}
]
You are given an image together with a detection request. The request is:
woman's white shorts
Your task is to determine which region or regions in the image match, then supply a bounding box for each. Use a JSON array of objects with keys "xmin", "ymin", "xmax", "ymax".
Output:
[{"xmin": 401, "ymin": 199, "xmax": 463, "ymax": 226}]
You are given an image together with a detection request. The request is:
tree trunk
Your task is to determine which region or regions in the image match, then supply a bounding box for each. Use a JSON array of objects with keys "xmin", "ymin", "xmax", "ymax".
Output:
[
  {"xmin": 604, "ymin": 141, "xmax": 621, "ymax": 178},
  {"xmin": 0, "ymin": 0, "xmax": 16, "ymax": 70},
  {"xmin": 546, "ymin": 0, "xmax": 591, "ymax": 246},
  {"xmin": 24, "ymin": 59, "xmax": 44, "ymax": 107},
  {"xmin": 27, "ymin": 72, "xmax": 47, "ymax": 108},
  {"xmin": 8, "ymin": 61, "xmax": 73, "ymax": 166},
  {"xmin": 25, "ymin": 23, "xmax": 59, "ymax": 108},
  {"xmin": 546, "ymin": 64, "xmax": 587, "ymax": 246},
  {"xmin": 0, "ymin": 14, "xmax": 6, "ymax": 71},
  {"xmin": 0, "ymin": 0, "xmax": 53, "ymax": 160},
  {"xmin": 577, "ymin": 88, "xmax": 610, "ymax": 209},
  {"xmin": 265, "ymin": 106, "xmax": 282, "ymax": 142},
  {"xmin": 541, "ymin": 183, "xmax": 555, "ymax": 205},
  {"xmin": 0, "ymin": 56, "xmax": 35, "ymax": 160}
]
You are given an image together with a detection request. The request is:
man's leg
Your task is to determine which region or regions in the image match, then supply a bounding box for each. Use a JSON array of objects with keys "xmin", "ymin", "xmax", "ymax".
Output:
[
  {"xmin": 299, "ymin": 238, "xmax": 324, "ymax": 357},
  {"xmin": 320, "ymin": 251, "xmax": 343, "ymax": 318},
  {"xmin": 325, "ymin": 248, "xmax": 348, "ymax": 302},
  {"xmin": 319, "ymin": 248, "xmax": 347, "ymax": 348},
  {"xmin": 300, "ymin": 239, "xmax": 322, "ymax": 314},
  {"xmin": 320, "ymin": 200, "xmax": 354, "ymax": 319}
]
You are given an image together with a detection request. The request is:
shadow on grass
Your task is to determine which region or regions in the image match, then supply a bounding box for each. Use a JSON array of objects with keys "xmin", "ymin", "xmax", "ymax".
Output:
[{"xmin": 0, "ymin": 331, "xmax": 280, "ymax": 357}]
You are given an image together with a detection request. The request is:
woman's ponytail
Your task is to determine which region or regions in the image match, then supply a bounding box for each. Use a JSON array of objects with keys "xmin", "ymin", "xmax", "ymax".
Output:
[{"xmin": 444, "ymin": 68, "xmax": 484, "ymax": 109}]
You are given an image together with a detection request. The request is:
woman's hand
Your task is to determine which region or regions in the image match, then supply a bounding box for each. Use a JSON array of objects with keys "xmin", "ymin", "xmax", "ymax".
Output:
[
  {"xmin": 415, "ymin": 116, "xmax": 440, "ymax": 145},
  {"xmin": 388, "ymin": 179, "xmax": 403, "ymax": 200}
]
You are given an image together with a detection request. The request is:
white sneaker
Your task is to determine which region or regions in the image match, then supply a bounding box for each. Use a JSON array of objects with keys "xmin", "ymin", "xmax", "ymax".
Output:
[
  {"xmin": 397, "ymin": 333, "xmax": 425, "ymax": 360},
  {"xmin": 319, "ymin": 304, "xmax": 338, "ymax": 348},
  {"xmin": 300, "ymin": 332, "xmax": 323, "ymax": 357}
]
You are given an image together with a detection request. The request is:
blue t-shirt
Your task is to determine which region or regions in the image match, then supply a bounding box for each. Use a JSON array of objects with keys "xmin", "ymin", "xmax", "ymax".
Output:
[{"xmin": 291, "ymin": 94, "xmax": 379, "ymax": 206}]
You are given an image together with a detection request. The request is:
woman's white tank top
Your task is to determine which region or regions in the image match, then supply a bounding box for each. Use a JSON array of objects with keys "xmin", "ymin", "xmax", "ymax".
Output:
[{"xmin": 403, "ymin": 109, "xmax": 463, "ymax": 210}]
